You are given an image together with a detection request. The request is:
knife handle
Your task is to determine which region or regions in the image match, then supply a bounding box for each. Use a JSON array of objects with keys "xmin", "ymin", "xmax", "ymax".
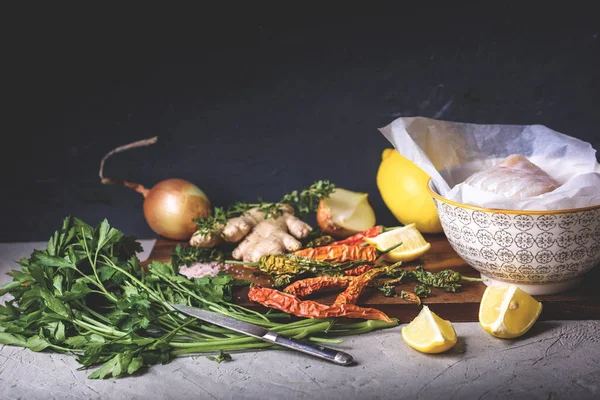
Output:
[{"xmin": 263, "ymin": 332, "xmax": 354, "ymax": 366}]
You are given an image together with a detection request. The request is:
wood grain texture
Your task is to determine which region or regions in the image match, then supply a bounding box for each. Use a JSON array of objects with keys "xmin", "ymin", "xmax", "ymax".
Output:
[{"xmin": 145, "ymin": 234, "xmax": 600, "ymax": 322}]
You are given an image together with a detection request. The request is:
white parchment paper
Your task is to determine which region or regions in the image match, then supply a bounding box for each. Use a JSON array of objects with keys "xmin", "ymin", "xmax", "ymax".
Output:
[{"xmin": 379, "ymin": 117, "xmax": 600, "ymax": 210}]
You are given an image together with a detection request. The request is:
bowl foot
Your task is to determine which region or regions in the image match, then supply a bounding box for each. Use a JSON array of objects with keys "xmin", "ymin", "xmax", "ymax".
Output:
[{"xmin": 480, "ymin": 274, "xmax": 583, "ymax": 296}]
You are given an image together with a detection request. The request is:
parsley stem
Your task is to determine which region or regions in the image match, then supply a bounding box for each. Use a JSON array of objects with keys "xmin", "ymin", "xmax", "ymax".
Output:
[
  {"xmin": 72, "ymin": 319, "xmax": 125, "ymax": 338},
  {"xmin": 169, "ymin": 335, "xmax": 261, "ymax": 349},
  {"xmin": 79, "ymin": 230, "xmax": 118, "ymax": 303},
  {"xmin": 268, "ymin": 317, "xmax": 330, "ymax": 331},
  {"xmin": 169, "ymin": 320, "xmax": 333, "ymax": 350},
  {"xmin": 144, "ymin": 269, "xmax": 276, "ymax": 327},
  {"xmin": 79, "ymin": 314, "xmax": 127, "ymax": 335},
  {"xmin": 205, "ymin": 304, "xmax": 279, "ymax": 328},
  {"xmin": 48, "ymin": 343, "xmax": 83, "ymax": 353},
  {"xmin": 82, "ymin": 229, "xmax": 104, "ymax": 291},
  {"xmin": 159, "ymin": 317, "xmax": 199, "ymax": 343},
  {"xmin": 223, "ymin": 303, "xmax": 274, "ymax": 323},
  {"xmin": 172, "ymin": 341, "xmax": 275, "ymax": 355},
  {"xmin": 100, "ymin": 255, "xmax": 165, "ymax": 305},
  {"xmin": 156, "ymin": 316, "xmax": 220, "ymax": 340},
  {"xmin": 306, "ymin": 337, "xmax": 343, "ymax": 344},
  {"xmin": 66, "ymin": 264, "xmax": 118, "ymax": 304},
  {"xmin": 197, "ymin": 324, "xmax": 237, "ymax": 334},
  {"xmin": 75, "ymin": 301, "xmax": 113, "ymax": 325},
  {"xmin": 104, "ymin": 256, "xmax": 282, "ymax": 333},
  {"xmin": 152, "ymin": 286, "xmax": 191, "ymax": 328},
  {"xmin": 170, "ymin": 320, "xmax": 335, "ymax": 355},
  {"xmin": 462, "ymin": 276, "xmax": 483, "ymax": 282},
  {"xmin": 323, "ymin": 319, "xmax": 399, "ymax": 336}
]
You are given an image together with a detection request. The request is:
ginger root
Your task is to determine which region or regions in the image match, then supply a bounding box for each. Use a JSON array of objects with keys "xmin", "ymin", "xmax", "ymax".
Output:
[{"xmin": 190, "ymin": 204, "xmax": 312, "ymax": 262}]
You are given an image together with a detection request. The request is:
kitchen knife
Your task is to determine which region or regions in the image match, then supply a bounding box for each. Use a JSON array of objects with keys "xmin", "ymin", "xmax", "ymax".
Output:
[{"xmin": 171, "ymin": 304, "xmax": 354, "ymax": 366}]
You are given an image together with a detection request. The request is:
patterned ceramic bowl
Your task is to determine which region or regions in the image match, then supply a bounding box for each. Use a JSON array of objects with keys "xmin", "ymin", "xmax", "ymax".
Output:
[{"xmin": 428, "ymin": 180, "xmax": 600, "ymax": 295}]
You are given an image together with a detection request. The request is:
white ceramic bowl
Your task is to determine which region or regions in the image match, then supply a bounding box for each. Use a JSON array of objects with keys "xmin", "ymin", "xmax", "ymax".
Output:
[{"xmin": 428, "ymin": 180, "xmax": 600, "ymax": 295}]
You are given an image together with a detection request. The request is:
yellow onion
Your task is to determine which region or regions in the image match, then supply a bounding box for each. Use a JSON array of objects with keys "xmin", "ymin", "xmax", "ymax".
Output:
[
  {"xmin": 143, "ymin": 178, "xmax": 211, "ymax": 240},
  {"xmin": 316, "ymin": 188, "xmax": 376, "ymax": 238},
  {"xmin": 99, "ymin": 137, "xmax": 212, "ymax": 240}
]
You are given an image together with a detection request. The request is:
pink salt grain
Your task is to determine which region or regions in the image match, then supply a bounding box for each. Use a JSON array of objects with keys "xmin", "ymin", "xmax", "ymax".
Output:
[{"xmin": 179, "ymin": 261, "xmax": 232, "ymax": 278}]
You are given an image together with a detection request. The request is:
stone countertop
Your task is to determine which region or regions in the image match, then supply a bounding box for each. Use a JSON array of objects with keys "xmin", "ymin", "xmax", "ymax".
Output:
[{"xmin": 1, "ymin": 241, "xmax": 599, "ymax": 400}]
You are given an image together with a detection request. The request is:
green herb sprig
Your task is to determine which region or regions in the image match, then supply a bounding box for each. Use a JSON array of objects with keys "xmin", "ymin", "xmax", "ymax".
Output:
[
  {"xmin": 414, "ymin": 284, "xmax": 432, "ymax": 298},
  {"xmin": 379, "ymin": 266, "xmax": 481, "ymax": 294},
  {"xmin": 171, "ymin": 244, "xmax": 227, "ymax": 268},
  {"xmin": 410, "ymin": 266, "xmax": 482, "ymax": 293}
]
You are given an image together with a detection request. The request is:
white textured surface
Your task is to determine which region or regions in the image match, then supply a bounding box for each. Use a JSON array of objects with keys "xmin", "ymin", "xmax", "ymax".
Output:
[{"xmin": 2, "ymin": 241, "xmax": 600, "ymax": 399}]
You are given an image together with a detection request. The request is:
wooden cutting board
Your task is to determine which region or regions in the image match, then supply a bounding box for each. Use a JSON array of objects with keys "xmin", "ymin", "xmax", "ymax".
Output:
[{"xmin": 145, "ymin": 234, "xmax": 600, "ymax": 323}]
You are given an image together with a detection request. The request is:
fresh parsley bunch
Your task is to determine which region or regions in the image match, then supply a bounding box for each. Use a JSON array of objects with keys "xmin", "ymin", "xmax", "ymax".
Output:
[{"xmin": 0, "ymin": 217, "xmax": 396, "ymax": 379}]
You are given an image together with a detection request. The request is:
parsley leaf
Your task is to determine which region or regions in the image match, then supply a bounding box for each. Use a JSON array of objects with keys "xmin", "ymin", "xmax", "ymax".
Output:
[{"xmin": 206, "ymin": 350, "xmax": 232, "ymax": 363}]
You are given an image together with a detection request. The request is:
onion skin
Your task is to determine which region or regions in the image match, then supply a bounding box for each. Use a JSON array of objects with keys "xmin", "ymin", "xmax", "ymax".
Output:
[
  {"xmin": 143, "ymin": 178, "xmax": 211, "ymax": 240},
  {"xmin": 316, "ymin": 201, "xmax": 358, "ymax": 239}
]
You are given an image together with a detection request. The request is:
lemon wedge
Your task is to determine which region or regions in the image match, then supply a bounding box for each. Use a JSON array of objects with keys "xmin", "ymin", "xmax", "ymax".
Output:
[
  {"xmin": 401, "ymin": 305, "xmax": 457, "ymax": 353},
  {"xmin": 364, "ymin": 223, "xmax": 431, "ymax": 262},
  {"xmin": 479, "ymin": 284, "xmax": 542, "ymax": 339}
]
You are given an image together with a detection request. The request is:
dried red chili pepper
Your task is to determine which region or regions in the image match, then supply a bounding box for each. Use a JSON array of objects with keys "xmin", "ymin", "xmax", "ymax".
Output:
[
  {"xmin": 335, "ymin": 265, "xmax": 396, "ymax": 305},
  {"xmin": 293, "ymin": 244, "xmax": 379, "ymax": 263},
  {"xmin": 248, "ymin": 286, "xmax": 392, "ymax": 323},
  {"xmin": 343, "ymin": 264, "xmax": 374, "ymax": 276},
  {"xmin": 330, "ymin": 225, "xmax": 385, "ymax": 246},
  {"xmin": 400, "ymin": 290, "xmax": 421, "ymax": 305},
  {"xmin": 283, "ymin": 276, "xmax": 355, "ymax": 297}
]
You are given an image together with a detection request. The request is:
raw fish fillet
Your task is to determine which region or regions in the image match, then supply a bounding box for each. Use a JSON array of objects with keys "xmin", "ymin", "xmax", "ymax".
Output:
[{"xmin": 463, "ymin": 154, "xmax": 560, "ymax": 198}]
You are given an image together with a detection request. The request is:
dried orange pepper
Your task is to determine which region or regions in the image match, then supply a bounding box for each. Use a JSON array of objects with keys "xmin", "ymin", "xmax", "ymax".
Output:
[
  {"xmin": 335, "ymin": 265, "xmax": 396, "ymax": 305},
  {"xmin": 343, "ymin": 264, "xmax": 374, "ymax": 276},
  {"xmin": 400, "ymin": 290, "xmax": 421, "ymax": 305},
  {"xmin": 248, "ymin": 286, "xmax": 392, "ymax": 323},
  {"xmin": 331, "ymin": 225, "xmax": 384, "ymax": 246},
  {"xmin": 292, "ymin": 244, "xmax": 379, "ymax": 263},
  {"xmin": 283, "ymin": 276, "xmax": 355, "ymax": 297}
]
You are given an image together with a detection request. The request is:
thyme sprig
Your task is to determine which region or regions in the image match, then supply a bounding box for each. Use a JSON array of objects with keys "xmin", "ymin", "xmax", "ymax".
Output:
[
  {"xmin": 171, "ymin": 244, "xmax": 227, "ymax": 268},
  {"xmin": 380, "ymin": 266, "xmax": 482, "ymax": 294}
]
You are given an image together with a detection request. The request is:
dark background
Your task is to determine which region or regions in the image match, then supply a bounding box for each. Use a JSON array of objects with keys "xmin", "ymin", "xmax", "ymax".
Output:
[{"xmin": 2, "ymin": 4, "xmax": 599, "ymax": 242}]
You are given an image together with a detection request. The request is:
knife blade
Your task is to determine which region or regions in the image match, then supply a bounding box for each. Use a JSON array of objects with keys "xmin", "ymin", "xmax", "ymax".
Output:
[{"xmin": 171, "ymin": 304, "xmax": 354, "ymax": 366}]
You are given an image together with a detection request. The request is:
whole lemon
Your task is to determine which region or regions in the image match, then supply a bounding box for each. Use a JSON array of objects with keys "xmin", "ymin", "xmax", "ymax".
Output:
[{"xmin": 376, "ymin": 148, "xmax": 443, "ymax": 233}]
